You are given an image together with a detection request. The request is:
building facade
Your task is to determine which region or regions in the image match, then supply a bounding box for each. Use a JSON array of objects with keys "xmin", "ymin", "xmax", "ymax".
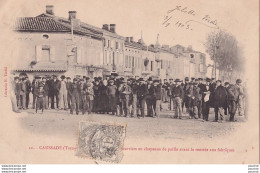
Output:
[{"xmin": 12, "ymin": 5, "xmax": 207, "ymax": 81}]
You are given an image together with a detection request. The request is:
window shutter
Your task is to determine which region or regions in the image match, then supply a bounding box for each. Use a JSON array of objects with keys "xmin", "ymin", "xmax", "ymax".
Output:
[
  {"xmin": 35, "ymin": 45, "xmax": 42, "ymax": 62},
  {"xmin": 50, "ymin": 46, "xmax": 55, "ymax": 62},
  {"xmin": 77, "ymin": 48, "xmax": 82, "ymax": 64},
  {"xmin": 110, "ymin": 40, "xmax": 113, "ymax": 48}
]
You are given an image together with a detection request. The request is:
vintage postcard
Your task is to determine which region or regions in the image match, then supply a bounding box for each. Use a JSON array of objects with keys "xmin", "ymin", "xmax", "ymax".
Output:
[{"xmin": 0, "ymin": 0, "xmax": 259, "ymax": 164}]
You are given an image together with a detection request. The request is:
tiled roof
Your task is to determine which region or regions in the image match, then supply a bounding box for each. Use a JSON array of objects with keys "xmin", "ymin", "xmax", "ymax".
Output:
[
  {"xmin": 125, "ymin": 41, "xmax": 159, "ymax": 52},
  {"xmin": 14, "ymin": 61, "xmax": 67, "ymax": 72},
  {"xmin": 13, "ymin": 15, "xmax": 103, "ymax": 39},
  {"xmin": 55, "ymin": 18, "xmax": 103, "ymax": 39},
  {"xmin": 125, "ymin": 41, "xmax": 144, "ymax": 49},
  {"xmin": 13, "ymin": 17, "xmax": 70, "ymax": 32}
]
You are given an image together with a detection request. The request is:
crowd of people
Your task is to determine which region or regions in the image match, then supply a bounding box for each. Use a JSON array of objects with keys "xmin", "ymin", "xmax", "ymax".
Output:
[{"xmin": 11, "ymin": 74, "xmax": 247, "ymax": 122}]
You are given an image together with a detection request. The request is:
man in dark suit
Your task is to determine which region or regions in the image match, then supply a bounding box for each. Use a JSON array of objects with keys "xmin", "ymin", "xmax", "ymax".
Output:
[
  {"xmin": 50, "ymin": 75, "xmax": 61, "ymax": 109},
  {"xmin": 14, "ymin": 77, "xmax": 21, "ymax": 108},
  {"xmin": 66, "ymin": 77, "xmax": 72, "ymax": 109},
  {"xmin": 209, "ymin": 78, "xmax": 216, "ymax": 107},
  {"xmin": 172, "ymin": 79, "xmax": 184, "ymax": 119},
  {"xmin": 182, "ymin": 77, "xmax": 190, "ymax": 113},
  {"xmin": 152, "ymin": 80, "xmax": 162, "ymax": 118},
  {"xmin": 69, "ymin": 78, "xmax": 81, "ymax": 115},
  {"xmin": 146, "ymin": 77, "xmax": 154, "ymax": 117},
  {"xmin": 32, "ymin": 76, "xmax": 41, "ymax": 109},
  {"xmin": 25, "ymin": 76, "xmax": 31, "ymax": 109},
  {"xmin": 226, "ymin": 81, "xmax": 240, "ymax": 121},
  {"xmin": 137, "ymin": 78, "xmax": 148, "ymax": 118},
  {"xmin": 197, "ymin": 78, "xmax": 204, "ymax": 118},
  {"xmin": 213, "ymin": 80, "xmax": 227, "ymax": 122},
  {"xmin": 162, "ymin": 79, "xmax": 169, "ymax": 103},
  {"xmin": 200, "ymin": 78, "xmax": 211, "ymax": 121}
]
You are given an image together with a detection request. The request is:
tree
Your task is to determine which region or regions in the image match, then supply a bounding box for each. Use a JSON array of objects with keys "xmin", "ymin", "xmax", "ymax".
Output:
[{"xmin": 204, "ymin": 30, "xmax": 244, "ymax": 81}]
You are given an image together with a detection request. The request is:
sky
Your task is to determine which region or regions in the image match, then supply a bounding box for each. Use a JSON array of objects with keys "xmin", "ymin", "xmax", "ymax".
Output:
[{"xmin": 1, "ymin": 0, "xmax": 258, "ymax": 66}]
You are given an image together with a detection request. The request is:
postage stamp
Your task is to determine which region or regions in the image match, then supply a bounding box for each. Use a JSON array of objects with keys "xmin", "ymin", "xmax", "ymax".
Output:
[{"xmin": 76, "ymin": 121, "xmax": 126, "ymax": 163}]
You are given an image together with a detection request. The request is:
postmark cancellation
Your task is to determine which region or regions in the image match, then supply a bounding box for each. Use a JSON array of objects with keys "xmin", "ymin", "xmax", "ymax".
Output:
[{"xmin": 76, "ymin": 121, "xmax": 126, "ymax": 163}]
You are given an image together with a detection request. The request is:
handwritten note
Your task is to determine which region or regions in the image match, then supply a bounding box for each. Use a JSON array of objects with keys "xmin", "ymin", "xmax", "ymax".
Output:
[{"xmin": 162, "ymin": 5, "xmax": 219, "ymax": 30}]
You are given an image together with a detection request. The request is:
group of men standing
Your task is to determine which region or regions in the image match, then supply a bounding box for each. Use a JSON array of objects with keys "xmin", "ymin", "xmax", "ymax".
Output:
[
  {"xmin": 12, "ymin": 74, "xmax": 246, "ymax": 122},
  {"xmin": 162, "ymin": 77, "xmax": 246, "ymax": 122}
]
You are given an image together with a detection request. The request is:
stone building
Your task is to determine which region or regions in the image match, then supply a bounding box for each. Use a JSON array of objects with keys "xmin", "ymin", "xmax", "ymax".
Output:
[
  {"xmin": 12, "ymin": 5, "xmax": 104, "ymax": 80},
  {"xmin": 12, "ymin": 5, "xmax": 207, "ymax": 81},
  {"xmin": 170, "ymin": 45, "xmax": 207, "ymax": 79}
]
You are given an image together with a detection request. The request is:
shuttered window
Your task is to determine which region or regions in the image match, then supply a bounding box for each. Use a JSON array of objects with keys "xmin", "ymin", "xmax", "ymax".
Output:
[
  {"xmin": 76, "ymin": 48, "xmax": 82, "ymax": 64},
  {"xmin": 35, "ymin": 45, "xmax": 42, "ymax": 62},
  {"xmin": 42, "ymin": 48, "xmax": 50, "ymax": 62}
]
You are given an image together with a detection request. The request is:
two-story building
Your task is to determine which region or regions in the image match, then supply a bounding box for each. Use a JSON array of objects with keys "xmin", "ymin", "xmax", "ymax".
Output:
[
  {"xmin": 170, "ymin": 45, "xmax": 207, "ymax": 79},
  {"xmin": 12, "ymin": 5, "xmax": 104, "ymax": 80},
  {"xmin": 12, "ymin": 5, "xmax": 208, "ymax": 81}
]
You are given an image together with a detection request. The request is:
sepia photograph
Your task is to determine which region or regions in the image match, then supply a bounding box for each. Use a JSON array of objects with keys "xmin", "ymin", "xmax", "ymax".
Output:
[{"xmin": 0, "ymin": 0, "xmax": 258, "ymax": 165}]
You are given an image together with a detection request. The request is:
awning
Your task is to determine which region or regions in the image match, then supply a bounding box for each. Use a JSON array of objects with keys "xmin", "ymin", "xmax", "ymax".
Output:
[{"xmin": 13, "ymin": 61, "xmax": 67, "ymax": 72}]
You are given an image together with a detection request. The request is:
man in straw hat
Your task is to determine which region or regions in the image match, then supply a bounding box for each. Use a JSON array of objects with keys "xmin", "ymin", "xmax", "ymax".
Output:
[{"xmin": 172, "ymin": 79, "xmax": 184, "ymax": 119}]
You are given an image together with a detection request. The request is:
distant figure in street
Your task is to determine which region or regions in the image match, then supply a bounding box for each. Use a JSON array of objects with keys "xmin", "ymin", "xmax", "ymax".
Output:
[
  {"xmin": 59, "ymin": 75, "xmax": 68, "ymax": 110},
  {"xmin": 69, "ymin": 78, "xmax": 80, "ymax": 115},
  {"xmin": 152, "ymin": 80, "xmax": 162, "ymax": 118},
  {"xmin": 32, "ymin": 76, "xmax": 41, "ymax": 109},
  {"xmin": 93, "ymin": 79, "xmax": 100, "ymax": 113},
  {"xmin": 146, "ymin": 77, "xmax": 154, "ymax": 117},
  {"xmin": 201, "ymin": 78, "xmax": 211, "ymax": 121},
  {"xmin": 209, "ymin": 78, "xmax": 216, "ymax": 108},
  {"xmin": 162, "ymin": 79, "xmax": 169, "ymax": 103},
  {"xmin": 119, "ymin": 79, "xmax": 132, "ymax": 118},
  {"xmin": 86, "ymin": 82, "xmax": 94, "ymax": 114},
  {"xmin": 137, "ymin": 78, "xmax": 148, "ymax": 118},
  {"xmin": 226, "ymin": 79, "xmax": 241, "ymax": 122},
  {"xmin": 41, "ymin": 77, "xmax": 49, "ymax": 109},
  {"xmin": 35, "ymin": 83, "xmax": 46, "ymax": 113},
  {"xmin": 182, "ymin": 77, "xmax": 190, "ymax": 113},
  {"xmin": 213, "ymin": 80, "xmax": 227, "ymax": 122},
  {"xmin": 107, "ymin": 79, "xmax": 117, "ymax": 115},
  {"xmin": 19, "ymin": 77, "xmax": 27, "ymax": 110},
  {"xmin": 191, "ymin": 80, "xmax": 201, "ymax": 119},
  {"xmin": 66, "ymin": 77, "xmax": 72, "ymax": 109},
  {"xmin": 12, "ymin": 76, "xmax": 21, "ymax": 113},
  {"xmin": 50, "ymin": 75, "xmax": 61, "ymax": 109},
  {"xmin": 25, "ymin": 76, "xmax": 31, "ymax": 109},
  {"xmin": 172, "ymin": 79, "xmax": 183, "ymax": 119},
  {"xmin": 99, "ymin": 80, "xmax": 109, "ymax": 114},
  {"xmin": 236, "ymin": 79, "xmax": 245, "ymax": 117}
]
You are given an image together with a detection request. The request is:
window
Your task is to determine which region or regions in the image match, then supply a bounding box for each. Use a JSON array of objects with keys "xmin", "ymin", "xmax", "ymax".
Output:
[
  {"xmin": 199, "ymin": 64, "xmax": 204, "ymax": 72},
  {"xmin": 42, "ymin": 34, "xmax": 49, "ymax": 39},
  {"xmin": 129, "ymin": 56, "xmax": 132, "ymax": 68},
  {"xmin": 151, "ymin": 61, "xmax": 153, "ymax": 71},
  {"xmin": 116, "ymin": 42, "xmax": 119, "ymax": 49},
  {"xmin": 42, "ymin": 48, "xmax": 50, "ymax": 62},
  {"xmin": 190, "ymin": 54, "xmax": 194, "ymax": 58},
  {"xmin": 103, "ymin": 39, "xmax": 106, "ymax": 47},
  {"xmin": 125, "ymin": 55, "xmax": 128, "ymax": 68},
  {"xmin": 161, "ymin": 60, "xmax": 163, "ymax": 69},
  {"xmin": 104, "ymin": 50, "xmax": 107, "ymax": 65},
  {"xmin": 132, "ymin": 56, "xmax": 135, "ymax": 67},
  {"xmin": 107, "ymin": 40, "xmax": 110, "ymax": 48},
  {"xmin": 200, "ymin": 56, "xmax": 204, "ymax": 64},
  {"xmin": 111, "ymin": 40, "xmax": 114, "ymax": 48}
]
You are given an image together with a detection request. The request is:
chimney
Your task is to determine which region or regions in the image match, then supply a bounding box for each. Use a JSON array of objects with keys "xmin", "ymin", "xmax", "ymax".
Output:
[
  {"xmin": 130, "ymin": 37, "xmax": 133, "ymax": 42},
  {"xmin": 69, "ymin": 11, "xmax": 77, "ymax": 20},
  {"xmin": 46, "ymin": 5, "xmax": 54, "ymax": 15},
  {"xmin": 110, "ymin": 24, "xmax": 116, "ymax": 33},
  {"xmin": 125, "ymin": 37, "xmax": 130, "ymax": 42},
  {"xmin": 102, "ymin": 24, "xmax": 109, "ymax": 31}
]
